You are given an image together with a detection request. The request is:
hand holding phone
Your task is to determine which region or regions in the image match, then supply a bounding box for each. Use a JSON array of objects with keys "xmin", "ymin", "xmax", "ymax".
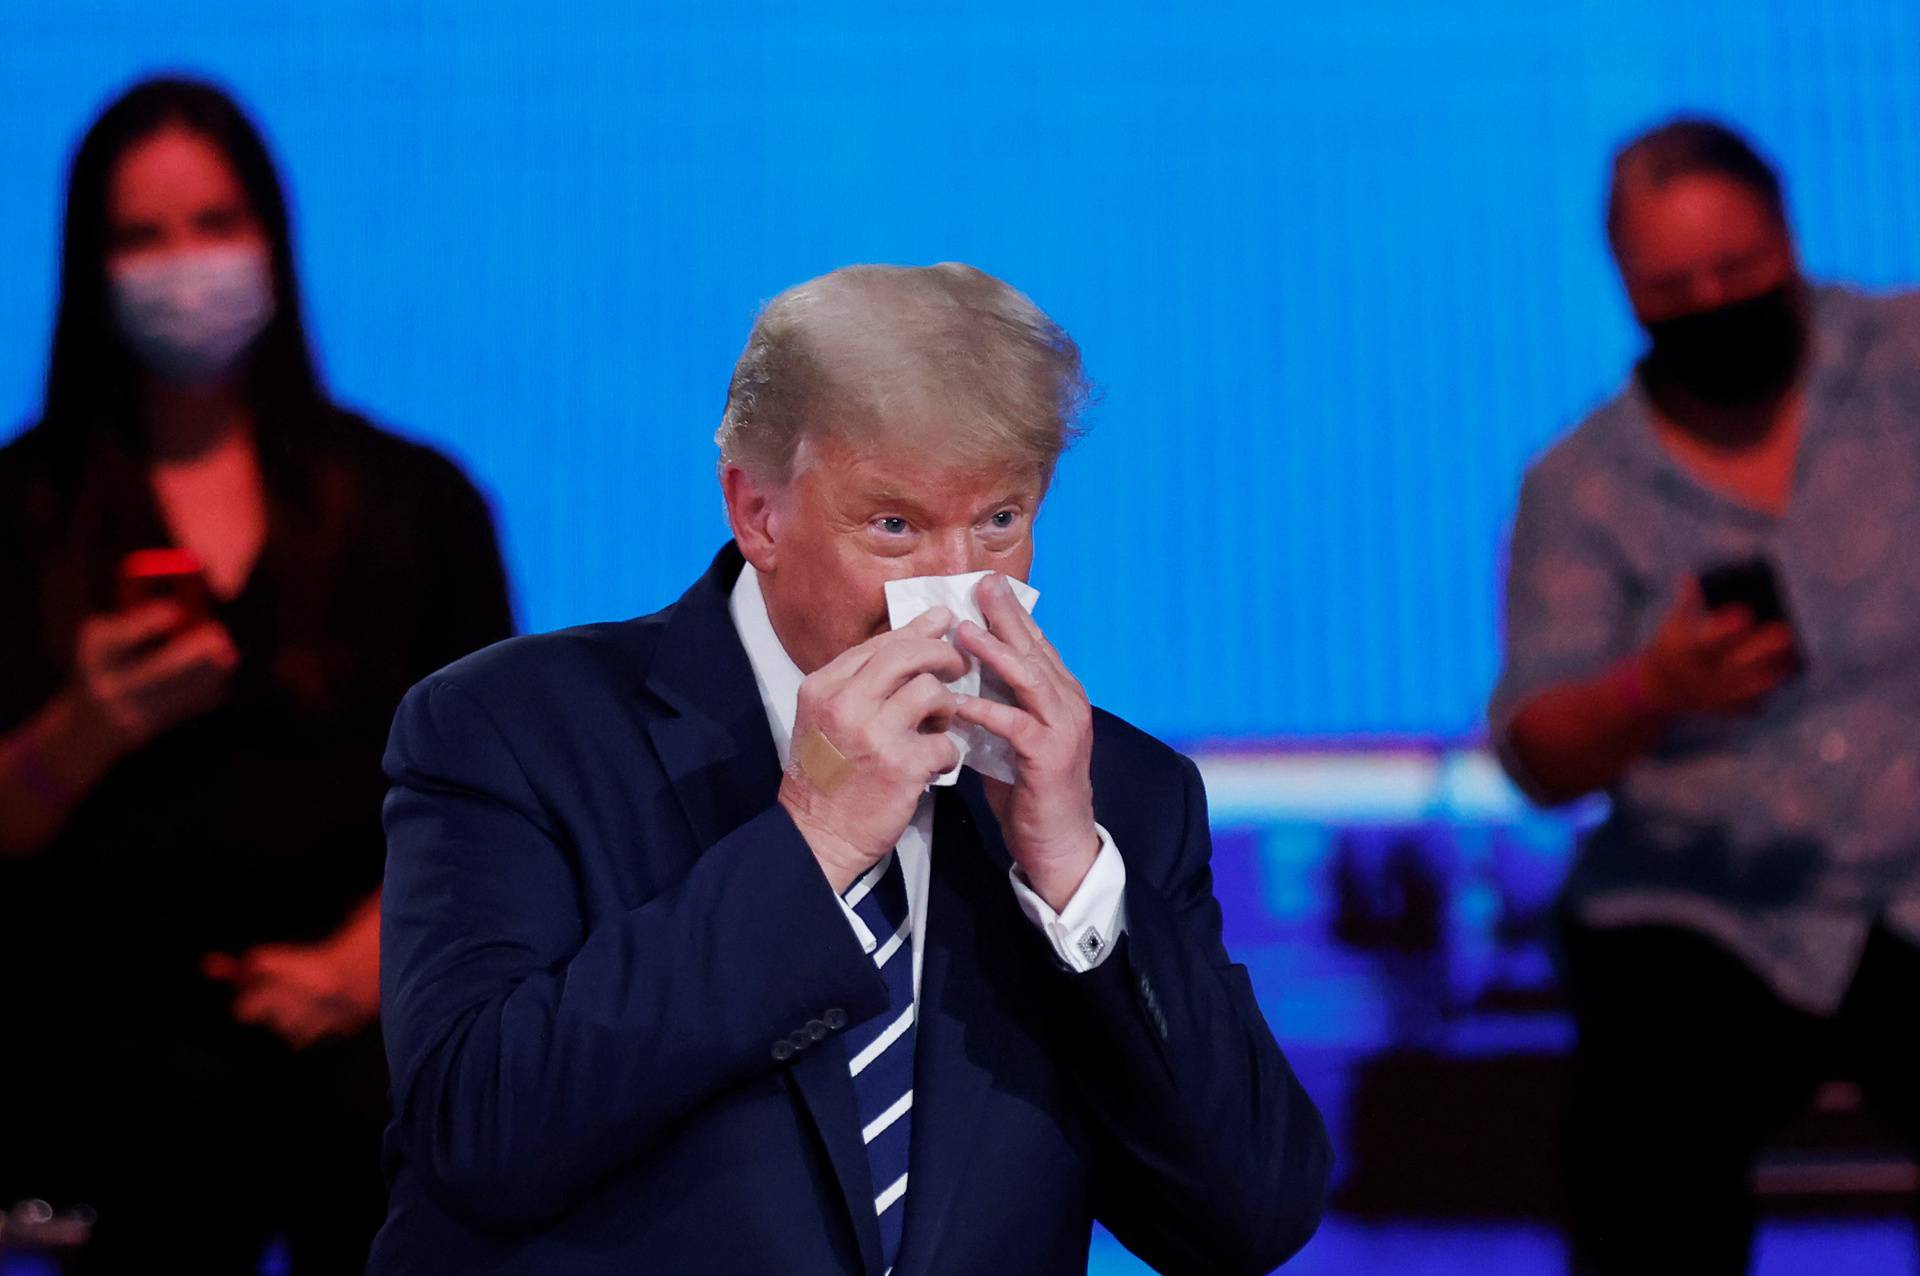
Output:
[
  {"xmin": 68, "ymin": 552, "xmax": 237, "ymax": 752},
  {"xmin": 1636, "ymin": 568, "xmax": 1800, "ymax": 719},
  {"xmin": 1698, "ymin": 556, "xmax": 1793, "ymax": 630}
]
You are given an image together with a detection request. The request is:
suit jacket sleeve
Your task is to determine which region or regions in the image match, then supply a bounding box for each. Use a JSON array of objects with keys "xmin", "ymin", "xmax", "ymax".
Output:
[
  {"xmin": 379, "ymin": 675, "xmax": 888, "ymax": 1230},
  {"xmin": 1054, "ymin": 754, "xmax": 1332, "ymax": 1275}
]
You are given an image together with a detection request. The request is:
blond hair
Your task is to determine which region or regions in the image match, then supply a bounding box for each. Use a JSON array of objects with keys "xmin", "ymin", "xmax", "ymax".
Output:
[{"xmin": 716, "ymin": 263, "xmax": 1091, "ymax": 483}]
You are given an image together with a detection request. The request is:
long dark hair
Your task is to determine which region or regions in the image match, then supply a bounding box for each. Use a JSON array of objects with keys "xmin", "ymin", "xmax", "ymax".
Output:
[
  {"xmin": 22, "ymin": 77, "xmax": 348, "ymax": 674},
  {"xmin": 43, "ymin": 75, "xmax": 329, "ymax": 458}
]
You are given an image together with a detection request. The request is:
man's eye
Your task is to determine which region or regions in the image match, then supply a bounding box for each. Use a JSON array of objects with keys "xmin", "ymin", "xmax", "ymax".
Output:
[
  {"xmin": 876, "ymin": 517, "xmax": 909, "ymax": 535},
  {"xmin": 990, "ymin": 510, "xmax": 1017, "ymax": 529}
]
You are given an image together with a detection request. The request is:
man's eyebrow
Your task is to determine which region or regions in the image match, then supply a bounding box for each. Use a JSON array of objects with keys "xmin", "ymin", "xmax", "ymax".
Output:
[
  {"xmin": 847, "ymin": 482, "xmax": 1037, "ymax": 519},
  {"xmin": 854, "ymin": 486, "xmax": 935, "ymax": 515}
]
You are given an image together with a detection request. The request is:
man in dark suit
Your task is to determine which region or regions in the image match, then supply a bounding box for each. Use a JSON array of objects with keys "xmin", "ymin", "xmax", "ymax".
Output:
[{"xmin": 369, "ymin": 263, "xmax": 1331, "ymax": 1274}]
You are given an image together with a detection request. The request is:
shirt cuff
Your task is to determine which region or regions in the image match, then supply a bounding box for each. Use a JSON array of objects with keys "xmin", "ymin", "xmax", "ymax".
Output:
[{"xmin": 1008, "ymin": 823, "xmax": 1128, "ymax": 971}]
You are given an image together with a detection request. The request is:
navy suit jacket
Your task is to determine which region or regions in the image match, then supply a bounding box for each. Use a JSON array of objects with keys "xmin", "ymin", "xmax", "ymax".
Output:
[{"xmin": 369, "ymin": 544, "xmax": 1330, "ymax": 1275}]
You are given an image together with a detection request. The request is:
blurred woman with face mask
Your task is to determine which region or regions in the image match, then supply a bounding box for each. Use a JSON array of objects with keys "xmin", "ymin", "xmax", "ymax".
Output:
[
  {"xmin": 1492, "ymin": 118, "xmax": 1920, "ymax": 1274},
  {"xmin": 0, "ymin": 77, "xmax": 514, "ymax": 1270}
]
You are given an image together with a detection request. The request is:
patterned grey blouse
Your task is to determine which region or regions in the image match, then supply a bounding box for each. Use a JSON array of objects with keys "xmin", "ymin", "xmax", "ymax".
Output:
[{"xmin": 1492, "ymin": 286, "xmax": 1920, "ymax": 1014}]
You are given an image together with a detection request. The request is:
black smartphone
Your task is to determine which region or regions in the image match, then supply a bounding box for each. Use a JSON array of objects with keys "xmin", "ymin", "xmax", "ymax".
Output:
[{"xmin": 1698, "ymin": 556, "xmax": 1790, "ymax": 627}]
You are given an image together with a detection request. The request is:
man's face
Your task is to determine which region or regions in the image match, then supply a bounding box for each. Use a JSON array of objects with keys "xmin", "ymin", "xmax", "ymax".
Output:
[
  {"xmin": 1613, "ymin": 173, "xmax": 1798, "ymax": 326},
  {"xmin": 725, "ymin": 433, "xmax": 1044, "ymax": 674}
]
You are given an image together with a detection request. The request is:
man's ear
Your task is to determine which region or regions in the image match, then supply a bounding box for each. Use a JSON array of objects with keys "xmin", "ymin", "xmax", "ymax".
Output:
[{"xmin": 722, "ymin": 463, "xmax": 781, "ymax": 573}]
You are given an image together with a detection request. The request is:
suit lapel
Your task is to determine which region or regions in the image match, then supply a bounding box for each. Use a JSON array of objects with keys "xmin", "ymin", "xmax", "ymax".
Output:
[
  {"xmin": 641, "ymin": 543, "xmax": 885, "ymax": 1276},
  {"xmin": 893, "ymin": 778, "xmax": 1016, "ymax": 1275},
  {"xmin": 641, "ymin": 545, "xmax": 784, "ymax": 855}
]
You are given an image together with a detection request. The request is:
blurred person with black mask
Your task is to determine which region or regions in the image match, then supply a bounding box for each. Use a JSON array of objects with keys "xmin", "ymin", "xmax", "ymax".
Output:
[
  {"xmin": 0, "ymin": 77, "xmax": 513, "ymax": 1271},
  {"xmin": 1491, "ymin": 118, "xmax": 1920, "ymax": 1274}
]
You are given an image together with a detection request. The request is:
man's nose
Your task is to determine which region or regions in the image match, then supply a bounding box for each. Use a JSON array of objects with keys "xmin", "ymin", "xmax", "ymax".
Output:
[{"xmin": 917, "ymin": 531, "xmax": 980, "ymax": 578}]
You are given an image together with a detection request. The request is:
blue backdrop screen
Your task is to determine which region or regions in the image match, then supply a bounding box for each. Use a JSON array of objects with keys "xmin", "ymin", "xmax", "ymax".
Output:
[{"xmin": 4, "ymin": 1, "xmax": 1918, "ymax": 741}]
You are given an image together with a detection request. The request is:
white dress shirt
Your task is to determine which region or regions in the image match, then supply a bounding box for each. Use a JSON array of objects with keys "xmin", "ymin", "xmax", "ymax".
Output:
[{"xmin": 728, "ymin": 565, "xmax": 1127, "ymax": 983}]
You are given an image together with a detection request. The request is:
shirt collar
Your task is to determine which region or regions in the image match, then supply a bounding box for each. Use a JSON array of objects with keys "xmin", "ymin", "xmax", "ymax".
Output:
[
  {"xmin": 1611, "ymin": 284, "xmax": 1864, "ymax": 496},
  {"xmin": 728, "ymin": 562, "xmax": 805, "ymax": 767}
]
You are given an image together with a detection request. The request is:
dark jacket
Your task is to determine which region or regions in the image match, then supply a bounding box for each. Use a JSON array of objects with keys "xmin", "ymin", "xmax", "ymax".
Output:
[
  {"xmin": 371, "ymin": 542, "xmax": 1330, "ymax": 1275},
  {"xmin": 0, "ymin": 408, "xmax": 512, "ymax": 1257}
]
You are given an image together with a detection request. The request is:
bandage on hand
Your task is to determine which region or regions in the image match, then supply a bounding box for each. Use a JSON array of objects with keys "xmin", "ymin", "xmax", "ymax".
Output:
[{"xmin": 792, "ymin": 726, "xmax": 855, "ymax": 794}]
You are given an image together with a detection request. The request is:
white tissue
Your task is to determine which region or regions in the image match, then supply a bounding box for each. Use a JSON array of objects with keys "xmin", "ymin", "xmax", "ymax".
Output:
[{"xmin": 883, "ymin": 570, "xmax": 1040, "ymax": 786}]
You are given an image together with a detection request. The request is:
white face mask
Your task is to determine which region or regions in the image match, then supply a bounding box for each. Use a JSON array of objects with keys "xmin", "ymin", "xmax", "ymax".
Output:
[{"xmin": 109, "ymin": 243, "xmax": 276, "ymax": 385}]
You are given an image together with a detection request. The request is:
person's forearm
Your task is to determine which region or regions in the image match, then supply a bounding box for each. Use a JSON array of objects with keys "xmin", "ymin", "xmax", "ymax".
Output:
[
  {"xmin": 1505, "ymin": 658, "xmax": 1667, "ymax": 805},
  {"xmin": 0, "ymin": 688, "xmax": 130, "ymax": 857}
]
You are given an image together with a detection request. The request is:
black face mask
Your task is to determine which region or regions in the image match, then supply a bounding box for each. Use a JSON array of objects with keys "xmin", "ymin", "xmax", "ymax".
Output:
[{"xmin": 1640, "ymin": 283, "xmax": 1808, "ymax": 407}]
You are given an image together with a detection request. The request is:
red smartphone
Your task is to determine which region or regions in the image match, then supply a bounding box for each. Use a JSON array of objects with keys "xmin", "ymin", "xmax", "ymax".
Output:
[{"xmin": 117, "ymin": 548, "xmax": 211, "ymax": 627}]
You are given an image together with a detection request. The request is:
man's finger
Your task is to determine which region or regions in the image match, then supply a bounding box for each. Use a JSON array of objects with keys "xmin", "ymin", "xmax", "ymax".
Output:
[
  {"xmin": 810, "ymin": 606, "xmax": 955, "ymax": 697},
  {"xmin": 974, "ymin": 574, "xmax": 1045, "ymax": 654},
  {"xmin": 879, "ymin": 672, "xmax": 961, "ymax": 736},
  {"xmin": 812, "ymin": 606, "xmax": 952, "ymax": 688},
  {"xmin": 911, "ymin": 731, "xmax": 964, "ymax": 783},
  {"xmin": 975, "ymin": 575, "xmax": 1073, "ymax": 685},
  {"xmin": 954, "ymin": 620, "xmax": 1059, "ymax": 717},
  {"xmin": 842, "ymin": 635, "xmax": 969, "ymax": 710},
  {"xmin": 952, "ymin": 694, "xmax": 1042, "ymax": 754}
]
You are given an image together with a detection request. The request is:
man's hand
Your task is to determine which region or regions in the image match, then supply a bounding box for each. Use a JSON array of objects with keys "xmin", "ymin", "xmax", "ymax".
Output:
[
  {"xmin": 1639, "ymin": 578, "xmax": 1799, "ymax": 718},
  {"xmin": 951, "ymin": 574, "xmax": 1100, "ymax": 912},
  {"xmin": 203, "ymin": 929, "xmax": 380, "ymax": 1051},
  {"xmin": 779, "ymin": 607, "xmax": 970, "ymax": 894}
]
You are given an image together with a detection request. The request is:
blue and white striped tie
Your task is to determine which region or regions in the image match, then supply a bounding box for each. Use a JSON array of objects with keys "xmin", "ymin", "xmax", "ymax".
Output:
[{"xmin": 843, "ymin": 850, "xmax": 916, "ymax": 1273}]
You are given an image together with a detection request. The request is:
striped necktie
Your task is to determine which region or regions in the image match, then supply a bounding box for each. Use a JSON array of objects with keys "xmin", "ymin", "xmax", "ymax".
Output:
[{"xmin": 842, "ymin": 849, "xmax": 916, "ymax": 1273}]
